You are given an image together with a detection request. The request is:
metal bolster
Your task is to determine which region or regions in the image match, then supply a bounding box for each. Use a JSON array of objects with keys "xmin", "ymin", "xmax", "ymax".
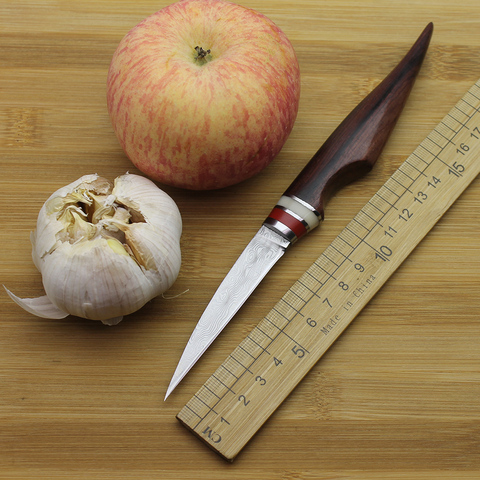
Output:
[
  {"xmin": 263, "ymin": 217, "xmax": 298, "ymax": 243},
  {"xmin": 288, "ymin": 195, "xmax": 321, "ymax": 217}
]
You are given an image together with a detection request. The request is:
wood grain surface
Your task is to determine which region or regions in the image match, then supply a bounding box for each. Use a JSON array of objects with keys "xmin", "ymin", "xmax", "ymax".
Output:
[{"xmin": 1, "ymin": 0, "xmax": 479, "ymax": 478}]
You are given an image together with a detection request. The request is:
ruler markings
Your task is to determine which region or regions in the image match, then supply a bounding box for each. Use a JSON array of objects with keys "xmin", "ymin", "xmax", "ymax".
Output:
[
  {"xmin": 345, "ymin": 224, "xmax": 367, "ymax": 244},
  {"xmin": 383, "ymin": 180, "xmax": 404, "ymax": 197},
  {"xmin": 469, "ymin": 83, "xmax": 480, "ymax": 97},
  {"xmin": 205, "ymin": 376, "xmax": 231, "ymax": 398},
  {"xmin": 419, "ymin": 138, "xmax": 444, "ymax": 155},
  {"xmin": 411, "ymin": 150, "xmax": 430, "ymax": 165},
  {"xmin": 187, "ymin": 396, "xmax": 215, "ymax": 421},
  {"xmin": 388, "ymin": 174, "xmax": 413, "ymax": 194},
  {"xmin": 469, "ymin": 85, "xmax": 480, "ymax": 100},
  {"xmin": 197, "ymin": 384, "xmax": 220, "ymax": 404},
  {"xmin": 423, "ymin": 136, "xmax": 443, "ymax": 155},
  {"xmin": 460, "ymin": 97, "xmax": 480, "ymax": 114},
  {"xmin": 269, "ymin": 302, "xmax": 296, "ymax": 324},
  {"xmin": 346, "ymin": 235, "xmax": 390, "ymax": 264},
  {"xmin": 183, "ymin": 404, "xmax": 202, "ymax": 423},
  {"xmin": 192, "ymin": 310, "xmax": 305, "ymax": 430},
  {"xmin": 331, "ymin": 238, "xmax": 354, "ymax": 260},
  {"xmin": 436, "ymin": 122, "xmax": 457, "ymax": 139},
  {"xmin": 273, "ymin": 296, "xmax": 295, "ymax": 314},
  {"xmin": 270, "ymin": 306, "xmax": 293, "ymax": 327},
  {"xmin": 222, "ymin": 357, "xmax": 244, "ymax": 378},
  {"xmin": 440, "ymin": 118, "xmax": 460, "ymax": 135},
  {"xmin": 430, "ymin": 125, "xmax": 458, "ymax": 147},
  {"xmin": 446, "ymin": 109, "xmax": 466, "ymax": 125},
  {"xmin": 301, "ymin": 271, "xmax": 321, "ymax": 289},
  {"xmin": 281, "ymin": 290, "xmax": 306, "ymax": 312},
  {"xmin": 315, "ymin": 254, "xmax": 339, "ymax": 275},
  {"xmin": 210, "ymin": 373, "xmax": 236, "ymax": 396},
  {"xmin": 296, "ymin": 278, "xmax": 320, "ymax": 302},
  {"xmin": 363, "ymin": 197, "xmax": 388, "ymax": 219},
  {"xmin": 229, "ymin": 353, "xmax": 253, "ymax": 373},
  {"xmin": 379, "ymin": 184, "xmax": 401, "ymax": 202},
  {"xmin": 401, "ymin": 157, "xmax": 428, "ymax": 178},
  {"xmin": 286, "ymin": 285, "xmax": 309, "ymax": 305},
  {"xmin": 372, "ymin": 190, "xmax": 398, "ymax": 212},
  {"xmin": 334, "ymin": 229, "xmax": 357, "ymax": 249},
  {"xmin": 274, "ymin": 298, "xmax": 300, "ymax": 320},
  {"xmin": 413, "ymin": 146, "xmax": 435, "ymax": 166},
  {"xmin": 251, "ymin": 324, "xmax": 276, "ymax": 344},
  {"xmin": 250, "ymin": 325, "xmax": 276, "ymax": 346},
  {"xmin": 352, "ymin": 213, "xmax": 374, "ymax": 233},
  {"xmin": 322, "ymin": 250, "xmax": 350, "ymax": 272},
  {"xmin": 404, "ymin": 156, "xmax": 428, "ymax": 177},
  {"xmin": 242, "ymin": 336, "xmax": 270, "ymax": 358},
  {"xmin": 418, "ymin": 141, "xmax": 441, "ymax": 159},
  {"xmin": 178, "ymin": 79, "xmax": 480, "ymax": 461},
  {"xmin": 202, "ymin": 383, "xmax": 221, "ymax": 400},
  {"xmin": 237, "ymin": 343, "xmax": 255, "ymax": 360},
  {"xmin": 217, "ymin": 364, "xmax": 237, "ymax": 382},
  {"xmin": 295, "ymin": 279, "xmax": 318, "ymax": 298},
  {"xmin": 255, "ymin": 325, "xmax": 274, "ymax": 341},
  {"xmin": 394, "ymin": 164, "xmax": 416, "ymax": 183},
  {"xmin": 455, "ymin": 101, "xmax": 472, "ymax": 117},
  {"xmin": 263, "ymin": 314, "xmax": 286, "ymax": 334},
  {"xmin": 391, "ymin": 174, "xmax": 417, "ymax": 195},
  {"xmin": 385, "ymin": 176, "xmax": 406, "ymax": 192},
  {"xmin": 432, "ymin": 127, "xmax": 456, "ymax": 146},
  {"xmin": 452, "ymin": 105, "xmax": 470, "ymax": 124},
  {"xmin": 425, "ymin": 135, "xmax": 445, "ymax": 150},
  {"xmin": 414, "ymin": 116, "xmax": 467, "ymax": 173},
  {"xmin": 443, "ymin": 115, "xmax": 462, "ymax": 131},
  {"xmin": 277, "ymin": 329, "xmax": 310, "ymax": 355},
  {"xmin": 340, "ymin": 227, "xmax": 363, "ymax": 250},
  {"xmin": 194, "ymin": 392, "xmax": 219, "ymax": 415},
  {"xmin": 322, "ymin": 249, "xmax": 341, "ymax": 267},
  {"xmin": 358, "ymin": 206, "xmax": 384, "ymax": 228}
]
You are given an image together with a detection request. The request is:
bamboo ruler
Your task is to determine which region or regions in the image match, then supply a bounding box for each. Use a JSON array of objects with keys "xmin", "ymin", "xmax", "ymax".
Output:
[{"xmin": 177, "ymin": 79, "xmax": 480, "ymax": 461}]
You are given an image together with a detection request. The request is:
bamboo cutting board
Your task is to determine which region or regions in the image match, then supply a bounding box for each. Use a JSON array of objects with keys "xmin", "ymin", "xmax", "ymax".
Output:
[{"xmin": 1, "ymin": 1, "xmax": 480, "ymax": 479}]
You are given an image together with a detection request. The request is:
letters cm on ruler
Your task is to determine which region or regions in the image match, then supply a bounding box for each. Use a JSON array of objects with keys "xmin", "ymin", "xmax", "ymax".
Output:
[{"xmin": 177, "ymin": 79, "xmax": 480, "ymax": 462}]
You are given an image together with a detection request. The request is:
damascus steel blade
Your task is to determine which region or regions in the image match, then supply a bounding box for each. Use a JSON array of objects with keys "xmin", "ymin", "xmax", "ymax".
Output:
[{"xmin": 165, "ymin": 225, "xmax": 290, "ymax": 399}]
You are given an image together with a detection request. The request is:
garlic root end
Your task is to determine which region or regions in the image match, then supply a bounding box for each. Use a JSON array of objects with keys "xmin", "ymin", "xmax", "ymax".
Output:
[{"xmin": 101, "ymin": 316, "xmax": 124, "ymax": 326}]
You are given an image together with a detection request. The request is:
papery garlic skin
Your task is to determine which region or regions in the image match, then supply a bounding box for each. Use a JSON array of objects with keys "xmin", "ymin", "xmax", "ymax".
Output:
[{"xmin": 6, "ymin": 173, "xmax": 182, "ymax": 325}]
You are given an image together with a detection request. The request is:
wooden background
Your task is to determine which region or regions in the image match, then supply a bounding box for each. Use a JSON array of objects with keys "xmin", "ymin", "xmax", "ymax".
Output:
[{"xmin": 1, "ymin": 0, "xmax": 479, "ymax": 478}]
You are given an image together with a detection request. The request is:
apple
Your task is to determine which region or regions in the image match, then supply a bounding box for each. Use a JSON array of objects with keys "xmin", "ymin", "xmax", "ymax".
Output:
[{"xmin": 106, "ymin": 0, "xmax": 300, "ymax": 190}]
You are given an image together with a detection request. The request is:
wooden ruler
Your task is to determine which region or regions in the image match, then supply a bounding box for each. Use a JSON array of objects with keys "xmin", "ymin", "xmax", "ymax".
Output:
[{"xmin": 177, "ymin": 79, "xmax": 480, "ymax": 461}]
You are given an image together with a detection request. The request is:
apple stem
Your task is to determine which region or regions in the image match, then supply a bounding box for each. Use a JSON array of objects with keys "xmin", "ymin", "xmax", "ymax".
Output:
[{"xmin": 194, "ymin": 46, "xmax": 211, "ymax": 65}]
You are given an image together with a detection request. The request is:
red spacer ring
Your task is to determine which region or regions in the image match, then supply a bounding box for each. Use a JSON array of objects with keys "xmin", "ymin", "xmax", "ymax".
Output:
[{"xmin": 267, "ymin": 207, "xmax": 308, "ymax": 239}]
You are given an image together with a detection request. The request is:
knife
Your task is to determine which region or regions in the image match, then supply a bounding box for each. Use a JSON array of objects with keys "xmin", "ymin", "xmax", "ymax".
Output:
[{"xmin": 165, "ymin": 23, "xmax": 433, "ymax": 400}]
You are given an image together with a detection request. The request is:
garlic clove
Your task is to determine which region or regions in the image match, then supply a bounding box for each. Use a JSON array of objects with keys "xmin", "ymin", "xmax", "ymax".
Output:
[
  {"xmin": 4, "ymin": 286, "xmax": 68, "ymax": 319},
  {"xmin": 40, "ymin": 236, "xmax": 163, "ymax": 321},
  {"xmin": 31, "ymin": 174, "xmax": 103, "ymax": 262}
]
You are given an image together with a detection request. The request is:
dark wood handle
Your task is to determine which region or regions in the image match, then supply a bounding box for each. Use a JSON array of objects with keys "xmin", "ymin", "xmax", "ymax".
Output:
[{"xmin": 284, "ymin": 23, "xmax": 433, "ymax": 219}]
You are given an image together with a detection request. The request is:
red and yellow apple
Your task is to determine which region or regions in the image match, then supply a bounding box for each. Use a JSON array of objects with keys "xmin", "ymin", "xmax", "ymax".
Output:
[{"xmin": 106, "ymin": 0, "xmax": 301, "ymax": 190}]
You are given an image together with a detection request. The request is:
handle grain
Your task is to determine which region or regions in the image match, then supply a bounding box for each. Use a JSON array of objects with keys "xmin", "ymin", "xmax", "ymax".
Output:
[{"xmin": 285, "ymin": 23, "xmax": 433, "ymax": 219}]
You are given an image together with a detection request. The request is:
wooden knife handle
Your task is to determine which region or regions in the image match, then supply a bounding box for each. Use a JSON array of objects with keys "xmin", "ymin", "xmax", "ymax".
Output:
[{"xmin": 265, "ymin": 23, "xmax": 433, "ymax": 242}]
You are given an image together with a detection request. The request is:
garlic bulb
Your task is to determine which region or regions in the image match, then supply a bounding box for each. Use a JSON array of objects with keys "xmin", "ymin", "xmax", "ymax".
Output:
[{"xmin": 5, "ymin": 173, "xmax": 182, "ymax": 325}]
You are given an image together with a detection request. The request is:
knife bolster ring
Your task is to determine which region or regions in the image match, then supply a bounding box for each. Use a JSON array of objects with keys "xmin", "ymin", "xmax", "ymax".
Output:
[
  {"xmin": 263, "ymin": 218, "xmax": 297, "ymax": 243},
  {"xmin": 284, "ymin": 195, "xmax": 323, "ymax": 224},
  {"xmin": 264, "ymin": 196, "xmax": 322, "ymax": 243},
  {"xmin": 264, "ymin": 213, "xmax": 304, "ymax": 243}
]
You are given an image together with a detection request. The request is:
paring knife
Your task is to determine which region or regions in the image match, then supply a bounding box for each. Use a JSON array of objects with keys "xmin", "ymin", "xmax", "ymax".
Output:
[{"xmin": 165, "ymin": 23, "xmax": 433, "ymax": 400}]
